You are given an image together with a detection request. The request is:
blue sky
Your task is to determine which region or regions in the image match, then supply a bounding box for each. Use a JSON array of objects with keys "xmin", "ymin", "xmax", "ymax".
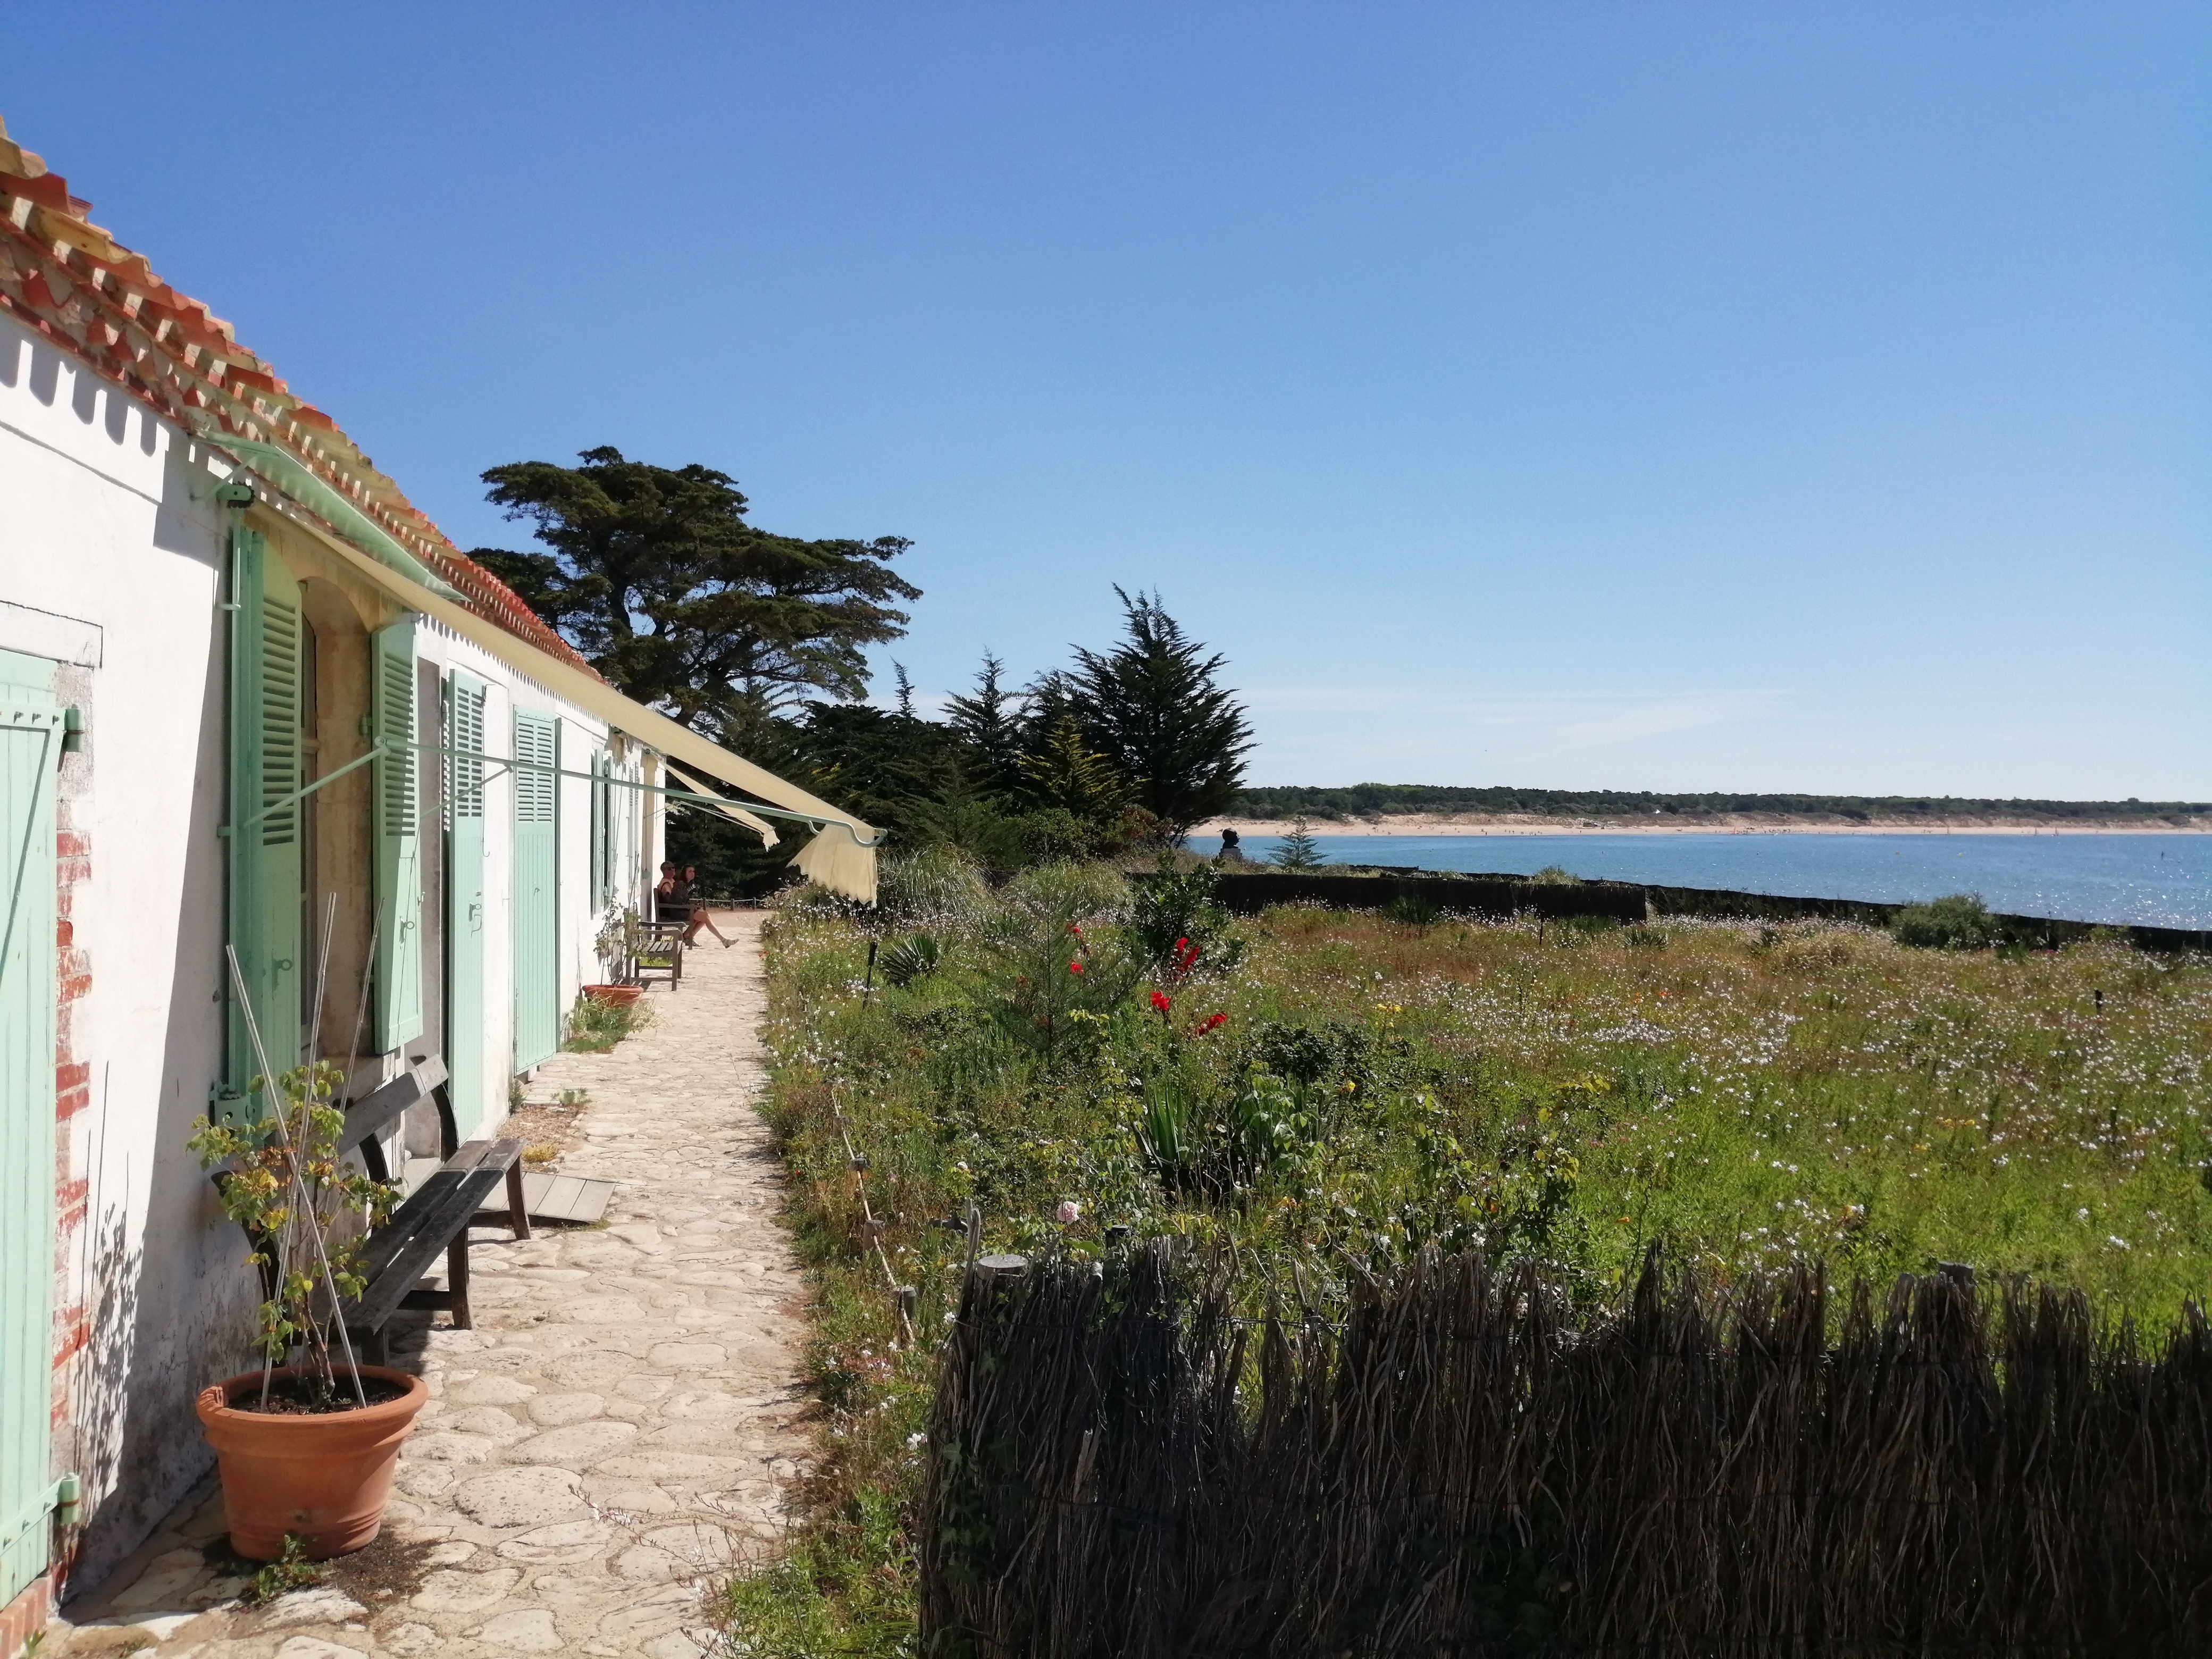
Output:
[{"xmin": 6, "ymin": 4, "xmax": 2206, "ymax": 797}]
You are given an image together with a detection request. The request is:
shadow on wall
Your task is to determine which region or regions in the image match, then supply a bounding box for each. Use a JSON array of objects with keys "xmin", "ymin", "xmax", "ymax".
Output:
[{"xmin": 62, "ymin": 603, "xmax": 259, "ymax": 1596}]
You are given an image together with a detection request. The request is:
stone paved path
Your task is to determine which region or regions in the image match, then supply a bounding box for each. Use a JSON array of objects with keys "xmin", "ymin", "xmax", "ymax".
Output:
[{"xmin": 54, "ymin": 911, "xmax": 810, "ymax": 1659}]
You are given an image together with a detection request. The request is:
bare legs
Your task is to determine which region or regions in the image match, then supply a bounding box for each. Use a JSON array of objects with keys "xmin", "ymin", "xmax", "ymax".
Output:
[{"xmin": 682, "ymin": 907, "xmax": 735, "ymax": 948}]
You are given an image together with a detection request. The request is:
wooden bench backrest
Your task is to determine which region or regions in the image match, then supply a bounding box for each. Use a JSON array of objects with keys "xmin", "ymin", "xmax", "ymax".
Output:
[{"xmin": 339, "ymin": 1056, "xmax": 456, "ymax": 1179}]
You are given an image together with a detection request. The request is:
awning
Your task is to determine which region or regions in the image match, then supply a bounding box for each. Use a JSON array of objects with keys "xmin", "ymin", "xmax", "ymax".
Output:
[
  {"xmin": 247, "ymin": 496, "xmax": 881, "ymax": 903},
  {"xmin": 666, "ymin": 763, "xmax": 780, "ymax": 849}
]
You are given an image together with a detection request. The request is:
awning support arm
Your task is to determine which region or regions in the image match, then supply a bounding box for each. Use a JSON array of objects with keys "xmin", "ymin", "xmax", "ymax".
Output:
[
  {"xmin": 395, "ymin": 738, "xmax": 884, "ymax": 844},
  {"xmin": 220, "ymin": 741, "xmax": 384, "ymax": 838}
]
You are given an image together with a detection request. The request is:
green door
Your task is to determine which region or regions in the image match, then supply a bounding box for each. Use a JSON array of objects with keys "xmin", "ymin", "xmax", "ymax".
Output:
[
  {"xmin": 225, "ymin": 529, "xmax": 303, "ymax": 1108},
  {"xmin": 511, "ymin": 709, "xmax": 559, "ymax": 1071},
  {"xmin": 0, "ymin": 651, "xmax": 59, "ymax": 1606},
  {"xmin": 445, "ymin": 672, "xmax": 488, "ymax": 1137}
]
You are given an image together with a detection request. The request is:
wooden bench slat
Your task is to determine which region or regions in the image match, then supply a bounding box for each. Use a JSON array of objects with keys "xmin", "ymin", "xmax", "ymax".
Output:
[{"xmin": 348, "ymin": 1162, "xmax": 511, "ymax": 1328}]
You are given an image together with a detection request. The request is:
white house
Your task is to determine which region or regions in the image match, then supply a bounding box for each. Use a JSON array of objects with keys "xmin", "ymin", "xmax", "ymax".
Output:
[{"xmin": 0, "ymin": 115, "xmax": 877, "ymax": 1647}]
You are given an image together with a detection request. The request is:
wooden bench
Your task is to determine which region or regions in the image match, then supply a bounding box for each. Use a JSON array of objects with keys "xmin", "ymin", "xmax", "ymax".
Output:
[
  {"xmin": 633, "ymin": 919, "xmax": 685, "ymax": 991},
  {"xmin": 216, "ymin": 1056, "xmax": 530, "ymax": 1366}
]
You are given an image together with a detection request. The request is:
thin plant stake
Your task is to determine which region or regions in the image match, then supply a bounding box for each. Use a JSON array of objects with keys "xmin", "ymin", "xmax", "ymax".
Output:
[
  {"xmin": 227, "ymin": 945, "xmax": 370, "ymax": 1410},
  {"xmin": 307, "ymin": 892, "xmax": 338, "ymax": 1063},
  {"xmin": 346, "ymin": 895, "xmax": 385, "ymax": 1077}
]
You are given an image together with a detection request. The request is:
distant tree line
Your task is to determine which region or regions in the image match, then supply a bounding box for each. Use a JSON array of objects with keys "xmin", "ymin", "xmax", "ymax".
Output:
[
  {"xmin": 1233, "ymin": 784, "xmax": 2208, "ymax": 823},
  {"xmin": 470, "ymin": 449, "xmax": 1252, "ymax": 892}
]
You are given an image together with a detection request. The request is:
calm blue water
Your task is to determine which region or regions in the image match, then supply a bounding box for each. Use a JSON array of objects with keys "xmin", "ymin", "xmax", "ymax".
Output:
[{"xmin": 1224, "ymin": 834, "xmax": 2212, "ymax": 930}]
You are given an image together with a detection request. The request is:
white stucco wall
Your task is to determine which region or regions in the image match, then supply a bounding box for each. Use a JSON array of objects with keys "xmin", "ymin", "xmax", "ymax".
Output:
[
  {"xmin": 0, "ymin": 314, "xmax": 655, "ymax": 1594},
  {"xmin": 0, "ymin": 314, "xmax": 262, "ymax": 1589}
]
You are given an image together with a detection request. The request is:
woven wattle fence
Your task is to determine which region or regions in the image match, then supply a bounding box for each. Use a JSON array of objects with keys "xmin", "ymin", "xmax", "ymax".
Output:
[{"xmin": 920, "ymin": 1246, "xmax": 2212, "ymax": 1658}]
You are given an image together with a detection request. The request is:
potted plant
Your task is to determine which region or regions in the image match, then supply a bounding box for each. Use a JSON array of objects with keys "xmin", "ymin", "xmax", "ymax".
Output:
[
  {"xmin": 585, "ymin": 905, "xmax": 646, "ymax": 1004},
  {"xmin": 189, "ymin": 1058, "xmax": 428, "ymax": 1559}
]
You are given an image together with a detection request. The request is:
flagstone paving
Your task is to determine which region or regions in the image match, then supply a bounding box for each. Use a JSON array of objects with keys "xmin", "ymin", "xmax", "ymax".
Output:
[{"xmin": 53, "ymin": 911, "xmax": 810, "ymax": 1659}]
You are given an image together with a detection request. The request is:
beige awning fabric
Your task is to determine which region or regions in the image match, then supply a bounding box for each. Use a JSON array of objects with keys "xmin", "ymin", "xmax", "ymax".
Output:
[
  {"xmin": 255, "ymin": 500, "xmax": 881, "ymax": 902},
  {"xmin": 666, "ymin": 763, "xmax": 780, "ymax": 849}
]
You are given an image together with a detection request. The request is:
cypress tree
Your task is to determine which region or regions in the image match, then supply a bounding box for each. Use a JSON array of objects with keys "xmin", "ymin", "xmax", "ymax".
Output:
[{"xmin": 1066, "ymin": 589, "xmax": 1253, "ymax": 837}]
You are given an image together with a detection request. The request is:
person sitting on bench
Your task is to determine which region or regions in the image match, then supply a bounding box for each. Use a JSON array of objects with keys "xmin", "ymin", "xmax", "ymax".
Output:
[{"xmin": 676, "ymin": 865, "xmax": 733, "ymax": 948}]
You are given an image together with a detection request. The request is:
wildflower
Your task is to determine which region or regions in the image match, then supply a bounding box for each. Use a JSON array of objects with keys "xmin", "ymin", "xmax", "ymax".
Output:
[
  {"xmin": 1193, "ymin": 1012, "xmax": 1228, "ymax": 1036},
  {"xmin": 1056, "ymin": 1201, "xmax": 1081, "ymax": 1224},
  {"xmin": 1151, "ymin": 990, "xmax": 1172, "ymax": 1016},
  {"xmin": 1068, "ymin": 960, "xmax": 1085, "ymax": 975}
]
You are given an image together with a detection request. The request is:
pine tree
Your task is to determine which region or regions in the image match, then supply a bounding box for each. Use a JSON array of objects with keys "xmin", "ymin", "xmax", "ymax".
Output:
[
  {"xmin": 1065, "ymin": 589, "xmax": 1253, "ymax": 837},
  {"xmin": 945, "ymin": 653, "xmax": 1027, "ymax": 799},
  {"xmin": 1020, "ymin": 717, "xmax": 1132, "ymax": 823},
  {"xmin": 1269, "ymin": 816, "xmax": 1326, "ymax": 870}
]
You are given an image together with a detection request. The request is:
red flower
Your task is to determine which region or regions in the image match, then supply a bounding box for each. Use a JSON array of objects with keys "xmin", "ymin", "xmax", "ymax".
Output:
[
  {"xmin": 1150, "ymin": 990, "xmax": 1172, "ymax": 1015},
  {"xmin": 1193, "ymin": 1012, "xmax": 1228, "ymax": 1035},
  {"xmin": 1068, "ymin": 960, "xmax": 1085, "ymax": 975},
  {"xmin": 1168, "ymin": 936, "xmax": 1202, "ymax": 982}
]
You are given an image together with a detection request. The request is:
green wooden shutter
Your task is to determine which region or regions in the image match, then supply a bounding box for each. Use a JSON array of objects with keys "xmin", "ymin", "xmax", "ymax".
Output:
[
  {"xmin": 0, "ymin": 651, "xmax": 58, "ymax": 1606},
  {"xmin": 372, "ymin": 621, "xmax": 423, "ymax": 1051},
  {"xmin": 511, "ymin": 710, "xmax": 559, "ymax": 1070},
  {"xmin": 225, "ymin": 529, "xmax": 303, "ymax": 1108},
  {"xmin": 590, "ymin": 746, "xmax": 612, "ymax": 912},
  {"xmin": 445, "ymin": 672, "xmax": 489, "ymax": 1136}
]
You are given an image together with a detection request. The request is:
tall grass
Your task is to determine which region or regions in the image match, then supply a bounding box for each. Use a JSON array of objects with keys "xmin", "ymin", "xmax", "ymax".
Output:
[{"xmin": 713, "ymin": 861, "xmax": 2212, "ymax": 1654}]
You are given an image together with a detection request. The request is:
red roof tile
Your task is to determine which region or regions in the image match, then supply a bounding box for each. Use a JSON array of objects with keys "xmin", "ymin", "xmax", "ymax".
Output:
[{"xmin": 0, "ymin": 117, "xmax": 596, "ymax": 677}]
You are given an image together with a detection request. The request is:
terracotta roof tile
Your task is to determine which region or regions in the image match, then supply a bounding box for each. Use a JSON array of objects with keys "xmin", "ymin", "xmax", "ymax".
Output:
[{"xmin": 0, "ymin": 116, "xmax": 596, "ymax": 677}]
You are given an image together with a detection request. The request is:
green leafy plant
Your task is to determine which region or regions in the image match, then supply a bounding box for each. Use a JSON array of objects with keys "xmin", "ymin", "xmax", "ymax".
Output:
[
  {"xmin": 1384, "ymin": 895, "xmax": 1439, "ymax": 927},
  {"xmin": 188, "ymin": 1061, "xmax": 394, "ymax": 1404},
  {"xmin": 1132, "ymin": 856, "xmax": 1243, "ymax": 976},
  {"xmin": 879, "ymin": 933, "xmax": 944, "ymax": 988},
  {"xmin": 983, "ymin": 890, "xmax": 1141, "ymax": 1059},
  {"xmin": 246, "ymin": 1534, "xmax": 324, "ymax": 1604},
  {"xmin": 567, "ymin": 994, "xmax": 649, "ymax": 1053},
  {"xmin": 1892, "ymin": 893, "xmax": 2003, "ymax": 951},
  {"xmin": 593, "ymin": 904, "xmax": 647, "ymax": 978},
  {"xmin": 1528, "ymin": 865, "xmax": 1579, "ymax": 885}
]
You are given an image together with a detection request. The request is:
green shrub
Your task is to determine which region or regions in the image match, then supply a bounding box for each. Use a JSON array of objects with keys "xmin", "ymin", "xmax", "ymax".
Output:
[
  {"xmin": 566, "ymin": 993, "xmax": 649, "ymax": 1052},
  {"xmin": 877, "ymin": 845, "xmax": 992, "ymax": 930},
  {"xmin": 1132, "ymin": 857, "xmax": 1241, "ymax": 974},
  {"xmin": 878, "ymin": 933, "xmax": 943, "ymax": 989},
  {"xmin": 1528, "ymin": 865, "xmax": 1579, "ymax": 885},
  {"xmin": 1000, "ymin": 859, "xmax": 1130, "ymax": 925},
  {"xmin": 1384, "ymin": 896, "xmax": 1439, "ymax": 927},
  {"xmin": 1892, "ymin": 893, "xmax": 2002, "ymax": 950}
]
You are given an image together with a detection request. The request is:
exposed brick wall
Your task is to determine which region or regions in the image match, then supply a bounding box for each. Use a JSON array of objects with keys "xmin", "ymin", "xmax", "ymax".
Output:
[
  {"xmin": 0, "ymin": 1573, "xmax": 49, "ymax": 1659},
  {"xmin": 48, "ymin": 776, "xmax": 90, "ymax": 1594}
]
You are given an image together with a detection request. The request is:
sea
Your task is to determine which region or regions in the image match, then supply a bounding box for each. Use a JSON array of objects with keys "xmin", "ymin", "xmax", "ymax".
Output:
[{"xmin": 1222, "ymin": 833, "xmax": 2212, "ymax": 931}]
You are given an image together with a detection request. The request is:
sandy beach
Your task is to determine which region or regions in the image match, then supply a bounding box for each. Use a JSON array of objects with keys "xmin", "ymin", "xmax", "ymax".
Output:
[{"xmin": 1195, "ymin": 814, "xmax": 2209, "ymax": 839}]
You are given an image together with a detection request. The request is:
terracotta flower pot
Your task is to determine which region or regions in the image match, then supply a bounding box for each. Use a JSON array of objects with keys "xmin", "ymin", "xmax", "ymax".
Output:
[
  {"xmin": 195, "ymin": 1364, "xmax": 428, "ymax": 1559},
  {"xmin": 583, "ymin": 983, "xmax": 644, "ymax": 1008}
]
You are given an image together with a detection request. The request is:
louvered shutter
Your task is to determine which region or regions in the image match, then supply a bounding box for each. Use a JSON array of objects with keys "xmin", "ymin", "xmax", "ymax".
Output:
[
  {"xmin": 512, "ymin": 710, "xmax": 560, "ymax": 1069},
  {"xmin": 445, "ymin": 672, "xmax": 489, "ymax": 1136},
  {"xmin": 225, "ymin": 527, "xmax": 303, "ymax": 1108},
  {"xmin": 372, "ymin": 620, "xmax": 423, "ymax": 1050}
]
